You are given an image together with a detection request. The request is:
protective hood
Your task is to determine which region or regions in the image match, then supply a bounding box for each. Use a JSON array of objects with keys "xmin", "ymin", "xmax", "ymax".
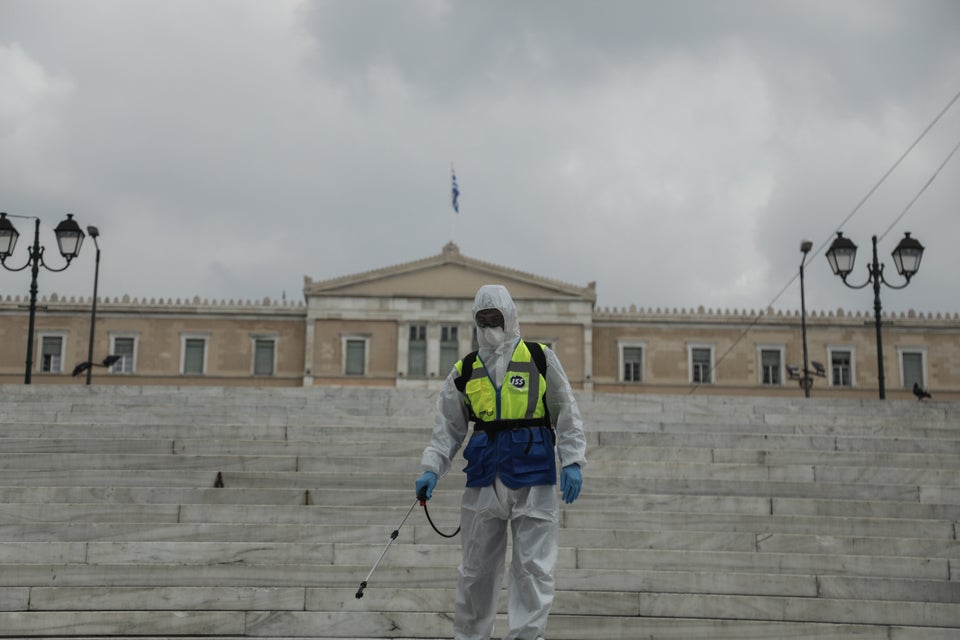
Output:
[{"xmin": 471, "ymin": 284, "xmax": 521, "ymax": 355}]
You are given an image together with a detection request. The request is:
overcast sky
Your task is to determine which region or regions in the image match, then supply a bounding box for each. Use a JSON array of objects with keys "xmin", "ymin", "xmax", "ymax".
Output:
[{"xmin": 2, "ymin": 0, "xmax": 959, "ymax": 317}]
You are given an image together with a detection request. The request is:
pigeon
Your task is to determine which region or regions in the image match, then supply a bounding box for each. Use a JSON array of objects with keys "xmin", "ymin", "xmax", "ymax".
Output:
[
  {"xmin": 71, "ymin": 354, "xmax": 123, "ymax": 377},
  {"xmin": 913, "ymin": 382, "xmax": 932, "ymax": 400},
  {"xmin": 71, "ymin": 362, "xmax": 92, "ymax": 377}
]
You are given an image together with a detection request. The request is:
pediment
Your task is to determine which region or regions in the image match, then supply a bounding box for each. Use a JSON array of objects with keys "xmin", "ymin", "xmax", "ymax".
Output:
[{"xmin": 304, "ymin": 242, "xmax": 595, "ymax": 303}]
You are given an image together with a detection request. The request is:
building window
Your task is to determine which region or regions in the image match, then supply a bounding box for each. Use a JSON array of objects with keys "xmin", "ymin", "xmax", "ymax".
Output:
[
  {"xmin": 344, "ymin": 337, "xmax": 367, "ymax": 376},
  {"xmin": 440, "ymin": 325, "xmax": 459, "ymax": 375},
  {"xmin": 181, "ymin": 336, "xmax": 207, "ymax": 375},
  {"xmin": 760, "ymin": 348, "xmax": 782, "ymax": 385},
  {"xmin": 621, "ymin": 345, "xmax": 643, "ymax": 382},
  {"xmin": 830, "ymin": 349, "xmax": 853, "ymax": 387},
  {"xmin": 899, "ymin": 349, "xmax": 925, "ymax": 389},
  {"xmin": 110, "ymin": 336, "xmax": 137, "ymax": 374},
  {"xmin": 690, "ymin": 346, "xmax": 713, "ymax": 384},
  {"xmin": 39, "ymin": 334, "xmax": 65, "ymax": 373},
  {"xmin": 408, "ymin": 325, "xmax": 427, "ymax": 377},
  {"xmin": 253, "ymin": 338, "xmax": 276, "ymax": 376}
]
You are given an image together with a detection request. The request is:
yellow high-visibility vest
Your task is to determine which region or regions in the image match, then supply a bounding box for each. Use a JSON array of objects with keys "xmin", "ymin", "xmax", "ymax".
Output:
[{"xmin": 455, "ymin": 340, "xmax": 555, "ymax": 488}]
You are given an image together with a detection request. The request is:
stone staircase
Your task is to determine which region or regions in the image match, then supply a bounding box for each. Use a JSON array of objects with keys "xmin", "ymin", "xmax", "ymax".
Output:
[{"xmin": 0, "ymin": 384, "xmax": 957, "ymax": 639}]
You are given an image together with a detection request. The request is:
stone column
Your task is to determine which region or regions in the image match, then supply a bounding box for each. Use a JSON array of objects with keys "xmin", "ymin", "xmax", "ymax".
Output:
[
  {"xmin": 303, "ymin": 319, "xmax": 315, "ymax": 387},
  {"xmin": 583, "ymin": 323, "xmax": 594, "ymax": 392}
]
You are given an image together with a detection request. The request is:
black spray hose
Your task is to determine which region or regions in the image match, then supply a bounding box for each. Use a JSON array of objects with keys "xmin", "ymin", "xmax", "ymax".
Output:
[{"xmin": 421, "ymin": 491, "xmax": 461, "ymax": 539}]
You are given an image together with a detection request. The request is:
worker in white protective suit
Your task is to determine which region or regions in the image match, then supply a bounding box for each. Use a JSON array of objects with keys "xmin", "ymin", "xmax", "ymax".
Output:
[{"xmin": 416, "ymin": 284, "xmax": 587, "ymax": 640}]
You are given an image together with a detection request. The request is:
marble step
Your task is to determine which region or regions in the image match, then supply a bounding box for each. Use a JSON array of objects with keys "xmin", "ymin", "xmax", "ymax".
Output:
[
  {"xmin": 0, "ymin": 470, "xmax": 941, "ymax": 509},
  {"xmin": 5, "ymin": 384, "xmax": 940, "ymax": 413},
  {"xmin": 0, "ymin": 486, "xmax": 320, "ymax": 506},
  {"xmin": 24, "ymin": 586, "xmax": 306, "ymax": 611},
  {"xmin": 0, "ymin": 522, "xmax": 398, "ymax": 544},
  {"xmin": 3, "ymin": 434, "xmax": 960, "ymax": 469},
  {"xmin": 5, "ymin": 396, "xmax": 955, "ymax": 427},
  {"xmin": 768, "ymin": 496, "xmax": 960, "ymax": 520},
  {"xmin": 333, "ymin": 587, "xmax": 960, "ymax": 626},
  {"xmin": 603, "ymin": 418, "xmax": 960, "ymax": 440},
  {"xmin": 232, "ymin": 611, "xmax": 960, "ymax": 639},
  {"xmin": 0, "ymin": 453, "xmax": 301, "ymax": 473},
  {"xmin": 0, "ymin": 438, "xmax": 806, "ymax": 466},
  {"xmin": 3, "ymin": 522, "xmax": 957, "ymax": 560},
  {"xmin": 569, "ymin": 547, "xmax": 950, "ymax": 580},
  {"xmin": 6, "ymin": 422, "xmax": 959, "ymax": 456},
  {"xmin": 0, "ymin": 452, "xmax": 834, "ymax": 482},
  {"xmin": 633, "ymin": 592, "xmax": 960, "ymax": 628},
  {"xmin": 200, "ymin": 441, "xmax": 960, "ymax": 469},
  {"xmin": 4, "ymin": 485, "xmax": 957, "ymax": 522},
  {"xmin": 0, "ymin": 611, "xmax": 244, "ymax": 636},
  {"xmin": 0, "ymin": 563, "xmax": 815, "ymax": 595},
  {"xmin": 0, "ymin": 422, "xmax": 298, "ymax": 443},
  {"xmin": 214, "ymin": 472, "xmax": 935, "ymax": 503},
  {"xmin": 16, "ymin": 570, "xmax": 960, "ymax": 609},
  {"xmin": 595, "ymin": 432, "xmax": 960, "ymax": 454},
  {"xmin": 0, "ymin": 537, "xmax": 946, "ymax": 582},
  {"xmin": 711, "ymin": 447, "xmax": 960, "ymax": 469},
  {"xmin": 13, "ymin": 585, "xmax": 960, "ymax": 627},
  {"xmin": 143, "ymin": 503, "xmax": 956, "ymax": 539},
  {"xmin": 4, "ymin": 609, "xmax": 959, "ymax": 640},
  {"xmin": 2, "ymin": 450, "xmax": 958, "ymax": 488},
  {"xmin": 0, "ymin": 452, "xmax": 838, "ymax": 485},
  {"xmin": 0, "ymin": 485, "xmax": 764, "ymax": 514},
  {"xmin": 6, "ymin": 638, "xmax": 443, "ymax": 640},
  {"xmin": 0, "ymin": 469, "xmax": 219, "ymax": 488},
  {"xmin": 561, "ymin": 508, "xmax": 957, "ymax": 539},
  {"xmin": 5, "ymin": 562, "xmax": 959, "ymax": 607},
  {"xmin": 7, "ymin": 410, "xmax": 958, "ymax": 439},
  {"xmin": 4, "ymin": 385, "xmax": 955, "ymax": 419},
  {"xmin": 0, "ymin": 502, "xmax": 181, "ymax": 524}
]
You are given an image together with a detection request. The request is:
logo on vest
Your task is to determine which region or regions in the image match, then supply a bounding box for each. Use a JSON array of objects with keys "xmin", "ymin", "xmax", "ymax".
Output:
[{"xmin": 510, "ymin": 375, "xmax": 526, "ymax": 388}]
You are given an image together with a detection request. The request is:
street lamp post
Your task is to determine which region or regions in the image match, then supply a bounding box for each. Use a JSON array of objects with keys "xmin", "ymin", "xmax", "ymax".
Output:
[
  {"xmin": 799, "ymin": 240, "xmax": 814, "ymax": 398},
  {"xmin": 825, "ymin": 231, "xmax": 925, "ymax": 400},
  {"xmin": 85, "ymin": 226, "xmax": 101, "ymax": 385},
  {"xmin": 0, "ymin": 212, "xmax": 85, "ymax": 384}
]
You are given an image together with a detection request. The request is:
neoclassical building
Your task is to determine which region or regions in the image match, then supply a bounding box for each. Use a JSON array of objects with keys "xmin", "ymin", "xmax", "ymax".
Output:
[{"xmin": 2, "ymin": 242, "xmax": 958, "ymax": 400}]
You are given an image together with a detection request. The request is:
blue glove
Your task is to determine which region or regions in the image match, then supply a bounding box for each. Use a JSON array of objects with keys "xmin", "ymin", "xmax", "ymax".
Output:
[
  {"xmin": 560, "ymin": 464, "xmax": 582, "ymax": 504},
  {"xmin": 415, "ymin": 471, "xmax": 437, "ymax": 501}
]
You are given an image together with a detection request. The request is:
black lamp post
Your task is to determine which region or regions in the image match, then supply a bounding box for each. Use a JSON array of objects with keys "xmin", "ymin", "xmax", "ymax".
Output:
[
  {"xmin": 789, "ymin": 240, "xmax": 825, "ymax": 394},
  {"xmin": 85, "ymin": 226, "xmax": 101, "ymax": 385},
  {"xmin": 799, "ymin": 239, "xmax": 813, "ymax": 397},
  {"xmin": 0, "ymin": 212, "xmax": 85, "ymax": 384},
  {"xmin": 825, "ymin": 231, "xmax": 924, "ymax": 399}
]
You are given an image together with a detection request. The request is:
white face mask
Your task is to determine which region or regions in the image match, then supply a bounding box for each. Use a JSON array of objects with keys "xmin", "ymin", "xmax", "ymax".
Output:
[{"xmin": 480, "ymin": 326, "xmax": 506, "ymax": 348}]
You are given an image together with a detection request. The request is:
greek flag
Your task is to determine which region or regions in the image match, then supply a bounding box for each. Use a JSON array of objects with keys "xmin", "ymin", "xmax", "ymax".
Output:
[{"xmin": 451, "ymin": 168, "xmax": 460, "ymax": 214}]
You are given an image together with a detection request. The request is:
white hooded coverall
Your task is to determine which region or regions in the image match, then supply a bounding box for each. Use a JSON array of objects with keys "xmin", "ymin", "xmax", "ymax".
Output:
[{"xmin": 420, "ymin": 285, "xmax": 587, "ymax": 640}]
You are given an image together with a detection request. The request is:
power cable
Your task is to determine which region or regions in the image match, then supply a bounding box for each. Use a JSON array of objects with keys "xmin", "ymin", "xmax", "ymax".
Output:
[
  {"xmin": 830, "ymin": 87, "xmax": 960, "ymax": 244},
  {"xmin": 878, "ymin": 134, "xmax": 960, "ymax": 242},
  {"xmin": 688, "ymin": 87, "xmax": 960, "ymax": 395}
]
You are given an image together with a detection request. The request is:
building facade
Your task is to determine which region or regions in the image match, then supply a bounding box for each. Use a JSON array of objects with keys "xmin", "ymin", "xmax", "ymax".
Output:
[{"xmin": 2, "ymin": 242, "xmax": 958, "ymax": 400}]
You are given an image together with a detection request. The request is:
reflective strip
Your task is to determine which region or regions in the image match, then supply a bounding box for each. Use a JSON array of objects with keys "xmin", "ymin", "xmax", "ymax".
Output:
[
  {"xmin": 507, "ymin": 360, "xmax": 541, "ymax": 419},
  {"xmin": 468, "ymin": 366, "xmax": 488, "ymax": 381}
]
